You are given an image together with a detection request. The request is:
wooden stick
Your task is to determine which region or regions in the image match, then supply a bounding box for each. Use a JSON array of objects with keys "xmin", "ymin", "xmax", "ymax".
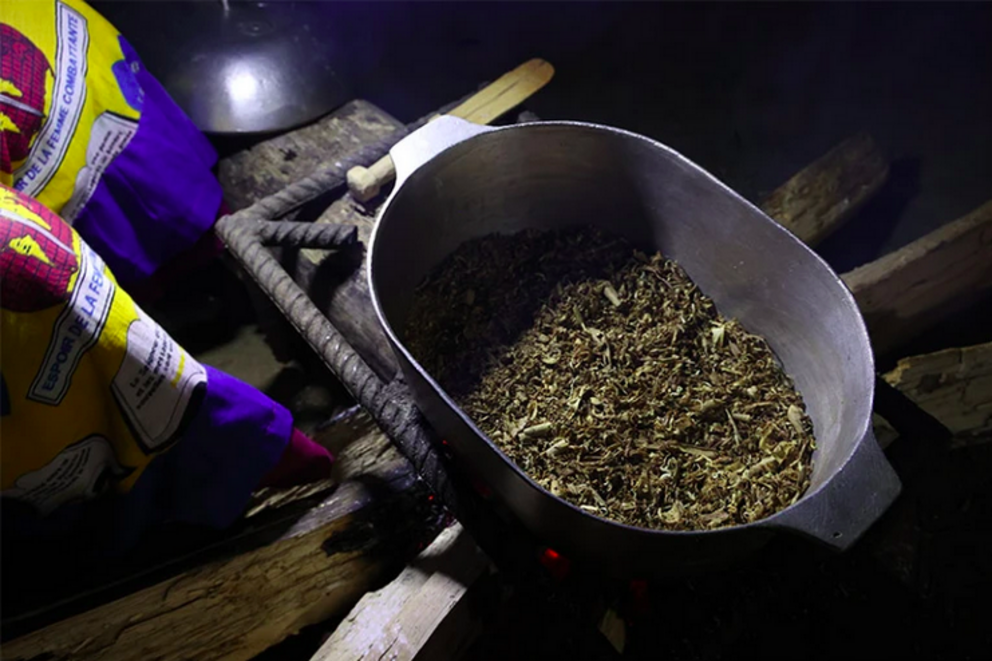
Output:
[
  {"xmin": 761, "ymin": 132, "xmax": 889, "ymax": 246},
  {"xmin": 446, "ymin": 59, "xmax": 555, "ymax": 125},
  {"xmin": 346, "ymin": 58, "xmax": 555, "ymax": 202},
  {"xmin": 842, "ymin": 199, "xmax": 992, "ymax": 354}
]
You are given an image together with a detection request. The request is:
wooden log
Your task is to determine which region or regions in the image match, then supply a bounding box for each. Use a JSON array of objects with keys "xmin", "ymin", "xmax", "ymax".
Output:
[
  {"xmin": 759, "ymin": 136, "xmax": 990, "ymax": 359},
  {"xmin": 217, "ymin": 100, "xmax": 405, "ymax": 212},
  {"xmin": 882, "ymin": 342, "xmax": 992, "ymax": 448},
  {"xmin": 761, "ymin": 132, "xmax": 889, "ymax": 246},
  {"xmin": 3, "ymin": 414, "xmax": 440, "ymax": 661},
  {"xmin": 314, "ymin": 523, "xmax": 491, "ymax": 661},
  {"xmin": 842, "ymin": 199, "xmax": 992, "ymax": 354}
]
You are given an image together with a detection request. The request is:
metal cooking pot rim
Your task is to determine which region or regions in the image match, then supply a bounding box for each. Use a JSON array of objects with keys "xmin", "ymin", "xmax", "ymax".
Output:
[{"xmin": 369, "ymin": 118, "xmax": 883, "ymax": 541}]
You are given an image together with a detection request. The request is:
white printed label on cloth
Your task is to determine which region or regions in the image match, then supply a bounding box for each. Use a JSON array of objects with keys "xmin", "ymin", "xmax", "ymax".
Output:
[{"xmin": 111, "ymin": 308, "xmax": 207, "ymax": 452}]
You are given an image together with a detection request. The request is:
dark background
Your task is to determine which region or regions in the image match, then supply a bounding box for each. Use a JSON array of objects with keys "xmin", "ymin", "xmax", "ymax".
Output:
[{"xmin": 97, "ymin": 1, "xmax": 992, "ymax": 268}]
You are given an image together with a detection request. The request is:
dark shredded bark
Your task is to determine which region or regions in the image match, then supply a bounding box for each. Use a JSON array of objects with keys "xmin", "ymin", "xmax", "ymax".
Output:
[{"xmin": 405, "ymin": 227, "xmax": 815, "ymax": 531}]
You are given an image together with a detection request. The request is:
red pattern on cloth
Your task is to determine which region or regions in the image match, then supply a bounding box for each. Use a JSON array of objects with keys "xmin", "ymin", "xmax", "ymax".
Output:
[
  {"xmin": 0, "ymin": 24, "xmax": 52, "ymax": 173},
  {"xmin": 0, "ymin": 191, "xmax": 78, "ymax": 312}
]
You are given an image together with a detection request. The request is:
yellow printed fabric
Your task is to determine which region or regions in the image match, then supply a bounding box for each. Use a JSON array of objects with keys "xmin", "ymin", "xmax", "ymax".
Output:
[
  {"xmin": 0, "ymin": 185, "xmax": 207, "ymax": 515},
  {"xmin": 1, "ymin": 0, "xmax": 142, "ymax": 221}
]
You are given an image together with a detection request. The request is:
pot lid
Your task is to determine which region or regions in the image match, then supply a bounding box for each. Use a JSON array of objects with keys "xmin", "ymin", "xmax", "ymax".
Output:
[{"xmin": 95, "ymin": 0, "xmax": 351, "ymax": 135}]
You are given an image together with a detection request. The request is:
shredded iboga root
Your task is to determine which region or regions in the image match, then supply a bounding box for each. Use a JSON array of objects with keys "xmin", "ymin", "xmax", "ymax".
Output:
[{"xmin": 405, "ymin": 228, "xmax": 815, "ymax": 531}]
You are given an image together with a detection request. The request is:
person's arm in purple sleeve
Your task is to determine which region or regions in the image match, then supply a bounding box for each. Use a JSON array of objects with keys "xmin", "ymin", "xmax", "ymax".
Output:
[
  {"xmin": 3, "ymin": 0, "xmax": 230, "ymax": 297},
  {"xmin": 0, "ymin": 185, "xmax": 333, "ymax": 557}
]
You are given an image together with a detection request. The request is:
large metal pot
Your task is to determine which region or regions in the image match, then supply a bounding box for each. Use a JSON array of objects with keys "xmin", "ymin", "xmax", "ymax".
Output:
[{"xmin": 368, "ymin": 117, "xmax": 901, "ymax": 578}]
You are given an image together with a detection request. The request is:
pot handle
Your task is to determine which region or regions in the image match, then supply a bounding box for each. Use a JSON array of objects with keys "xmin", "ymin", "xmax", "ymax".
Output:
[
  {"xmin": 390, "ymin": 116, "xmax": 496, "ymax": 190},
  {"xmin": 762, "ymin": 428, "xmax": 901, "ymax": 551}
]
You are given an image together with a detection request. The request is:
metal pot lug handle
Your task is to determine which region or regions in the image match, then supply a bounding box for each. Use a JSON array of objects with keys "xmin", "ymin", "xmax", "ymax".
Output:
[
  {"xmin": 389, "ymin": 116, "xmax": 495, "ymax": 192},
  {"xmin": 762, "ymin": 428, "xmax": 902, "ymax": 551}
]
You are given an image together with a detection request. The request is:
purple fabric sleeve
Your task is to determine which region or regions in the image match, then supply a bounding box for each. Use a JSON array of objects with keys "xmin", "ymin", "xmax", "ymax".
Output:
[
  {"xmin": 2, "ymin": 366, "xmax": 291, "ymax": 554},
  {"xmin": 70, "ymin": 37, "xmax": 223, "ymax": 289},
  {"xmin": 138, "ymin": 365, "xmax": 293, "ymax": 530}
]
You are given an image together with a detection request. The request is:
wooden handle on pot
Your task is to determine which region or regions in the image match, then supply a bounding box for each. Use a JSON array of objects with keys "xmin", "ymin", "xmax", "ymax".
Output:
[{"xmin": 346, "ymin": 58, "xmax": 555, "ymax": 202}]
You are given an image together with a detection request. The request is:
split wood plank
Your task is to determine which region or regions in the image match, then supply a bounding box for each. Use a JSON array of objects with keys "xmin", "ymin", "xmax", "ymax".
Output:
[
  {"xmin": 314, "ymin": 523, "xmax": 491, "ymax": 661},
  {"xmin": 761, "ymin": 131, "xmax": 889, "ymax": 246},
  {"xmin": 842, "ymin": 199, "xmax": 992, "ymax": 355},
  {"xmin": 883, "ymin": 342, "xmax": 992, "ymax": 448}
]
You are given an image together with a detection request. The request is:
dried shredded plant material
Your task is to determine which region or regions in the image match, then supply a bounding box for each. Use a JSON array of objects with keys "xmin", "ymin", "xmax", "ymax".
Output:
[{"xmin": 405, "ymin": 227, "xmax": 816, "ymax": 531}]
